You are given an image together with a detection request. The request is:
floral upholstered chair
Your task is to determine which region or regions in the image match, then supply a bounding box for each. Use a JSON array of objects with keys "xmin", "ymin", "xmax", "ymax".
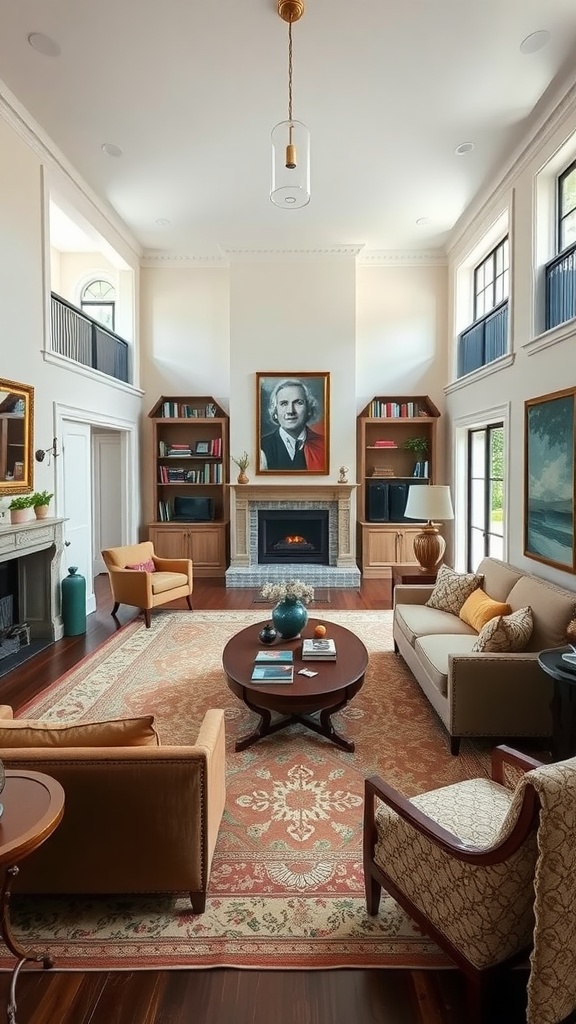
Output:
[
  {"xmin": 363, "ymin": 746, "xmax": 576, "ymax": 1024},
  {"xmin": 102, "ymin": 541, "xmax": 193, "ymax": 627}
]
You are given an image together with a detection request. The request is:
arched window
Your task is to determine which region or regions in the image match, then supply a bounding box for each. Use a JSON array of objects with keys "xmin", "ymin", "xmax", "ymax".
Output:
[{"xmin": 81, "ymin": 279, "xmax": 116, "ymax": 331}]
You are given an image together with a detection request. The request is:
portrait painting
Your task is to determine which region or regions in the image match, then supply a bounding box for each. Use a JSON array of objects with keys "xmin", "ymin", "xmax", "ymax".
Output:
[
  {"xmin": 256, "ymin": 372, "xmax": 330, "ymax": 475},
  {"xmin": 524, "ymin": 387, "xmax": 575, "ymax": 573}
]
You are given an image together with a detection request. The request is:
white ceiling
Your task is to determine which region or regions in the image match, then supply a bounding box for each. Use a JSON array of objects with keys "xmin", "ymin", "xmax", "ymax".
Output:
[{"xmin": 2, "ymin": 0, "xmax": 576, "ymax": 259}]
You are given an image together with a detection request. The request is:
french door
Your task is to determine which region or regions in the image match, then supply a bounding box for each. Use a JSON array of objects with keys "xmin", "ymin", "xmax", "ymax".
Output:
[{"xmin": 467, "ymin": 423, "xmax": 505, "ymax": 570}]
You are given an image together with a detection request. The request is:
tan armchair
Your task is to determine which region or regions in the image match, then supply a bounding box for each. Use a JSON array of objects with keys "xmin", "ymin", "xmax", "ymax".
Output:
[
  {"xmin": 102, "ymin": 541, "xmax": 193, "ymax": 627},
  {"xmin": 364, "ymin": 747, "xmax": 576, "ymax": 1024}
]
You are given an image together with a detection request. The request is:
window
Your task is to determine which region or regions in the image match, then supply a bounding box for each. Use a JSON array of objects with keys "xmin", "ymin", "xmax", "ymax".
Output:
[
  {"xmin": 81, "ymin": 280, "xmax": 116, "ymax": 331},
  {"xmin": 467, "ymin": 423, "xmax": 504, "ymax": 570},
  {"xmin": 558, "ymin": 160, "xmax": 576, "ymax": 253},
  {"xmin": 473, "ymin": 238, "xmax": 509, "ymax": 321}
]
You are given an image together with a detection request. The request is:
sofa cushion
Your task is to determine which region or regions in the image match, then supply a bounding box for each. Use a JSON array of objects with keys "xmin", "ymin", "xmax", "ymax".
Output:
[
  {"xmin": 395, "ymin": 603, "xmax": 477, "ymax": 648},
  {"xmin": 476, "ymin": 558, "xmax": 524, "ymax": 603},
  {"xmin": 0, "ymin": 715, "xmax": 160, "ymax": 748},
  {"xmin": 507, "ymin": 576, "xmax": 576, "ymax": 652},
  {"xmin": 425, "ymin": 564, "xmax": 484, "ymax": 616},
  {"xmin": 472, "ymin": 607, "xmax": 533, "ymax": 654},
  {"xmin": 414, "ymin": 634, "xmax": 478, "ymax": 696},
  {"xmin": 459, "ymin": 589, "xmax": 512, "ymax": 632},
  {"xmin": 126, "ymin": 559, "xmax": 156, "ymax": 572}
]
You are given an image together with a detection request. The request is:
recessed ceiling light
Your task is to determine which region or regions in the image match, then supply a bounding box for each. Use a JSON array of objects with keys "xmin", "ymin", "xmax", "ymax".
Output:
[
  {"xmin": 455, "ymin": 142, "xmax": 475, "ymax": 156},
  {"xmin": 28, "ymin": 32, "xmax": 61, "ymax": 57},
  {"xmin": 416, "ymin": 217, "xmax": 431, "ymax": 226},
  {"xmin": 520, "ymin": 30, "xmax": 551, "ymax": 54},
  {"xmin": 101, "ymin": 143, "xmax": 123, "ymax": 158},
  {"xmin": 156, "ymin": 218, "xmax": 171, "ymax": 226}
]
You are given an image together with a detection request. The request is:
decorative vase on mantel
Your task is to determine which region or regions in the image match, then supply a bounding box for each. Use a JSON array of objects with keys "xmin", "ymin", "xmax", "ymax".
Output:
[
  {"xmin": 237, "ymin": 471, "xmax": 249, "ymax": 484},
  {"xmin": 272, "ymin": 597, "xmax": 308, "ymax": 640}
]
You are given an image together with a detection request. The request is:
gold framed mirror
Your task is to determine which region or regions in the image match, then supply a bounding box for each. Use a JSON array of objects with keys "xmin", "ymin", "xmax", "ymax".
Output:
[{"xmin": 0, "ymin": 378, "xmax": 34, "ymax": 496}]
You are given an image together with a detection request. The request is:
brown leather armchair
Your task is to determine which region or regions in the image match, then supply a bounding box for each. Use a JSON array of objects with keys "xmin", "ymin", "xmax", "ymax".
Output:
[
  {"xmin": 363, "ymin": 746, "xmax": 576, "ymax": 1024},
  {"xmin": 102, "ymin": 541, "xmax": 193, "ymax": 627}
]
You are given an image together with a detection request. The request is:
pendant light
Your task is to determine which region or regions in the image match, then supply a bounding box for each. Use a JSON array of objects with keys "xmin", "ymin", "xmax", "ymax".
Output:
[{"xmin": 271, "ymin": 0, "xmax": 310, "ymax": 209}]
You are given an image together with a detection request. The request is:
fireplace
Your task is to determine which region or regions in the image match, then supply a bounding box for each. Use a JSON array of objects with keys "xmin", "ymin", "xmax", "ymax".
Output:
[{"xmin": 258, "ymin": 510, "xmax": 329, "ymax": 565}]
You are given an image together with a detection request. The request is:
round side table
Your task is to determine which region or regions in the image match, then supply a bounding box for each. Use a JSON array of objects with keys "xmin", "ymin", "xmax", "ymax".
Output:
[
  {"xmin": 538, "ymin": 647, "xmax": 576, "ymax": 761},
  {"xmin": 0, "ymin": 770, "xmax": 65, "ymax": 1024}
]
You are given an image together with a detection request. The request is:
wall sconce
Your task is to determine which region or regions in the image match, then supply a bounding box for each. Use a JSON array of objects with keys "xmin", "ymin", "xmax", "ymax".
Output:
[{"xmin": 35, "ymin": 438, "xmax": 60, "ymax": 464}]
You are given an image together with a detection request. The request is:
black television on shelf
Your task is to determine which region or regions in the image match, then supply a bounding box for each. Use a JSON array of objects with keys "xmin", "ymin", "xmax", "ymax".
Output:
[{"xmin": 172, "ymin": 496, "xmax": 215, "ymax": 522}]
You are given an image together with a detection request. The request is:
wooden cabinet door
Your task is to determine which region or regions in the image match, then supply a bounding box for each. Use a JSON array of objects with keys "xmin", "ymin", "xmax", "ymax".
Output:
[
  {"xmin": 188, "ymin": 525, "xmax": 226, "ymax": 574},
  {"xmin": 361, "ymin": 525, "xmax": 399, "ymax": 578},
  {"xmin": 148, "ymin": 526, "xmax": 189, "ymax": 560},
  {"xmin": 399, "ymin": 528, "xmax": 421, "ymax": 564}
]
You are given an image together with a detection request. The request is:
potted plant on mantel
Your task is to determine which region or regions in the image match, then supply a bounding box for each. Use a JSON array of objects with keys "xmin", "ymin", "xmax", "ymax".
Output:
[
  {"xmin": 31, "ymin": 490, "xmax": 54, "ymax": 520},
  {"xmin": 8, "ymin": 494, "xmax": 34, "ymax": 525}
]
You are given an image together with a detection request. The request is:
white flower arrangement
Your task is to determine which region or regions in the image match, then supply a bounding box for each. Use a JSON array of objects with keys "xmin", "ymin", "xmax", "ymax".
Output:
[{"xmin": 261, "ymin": 579, "xmax": 315, "ymax": 605}]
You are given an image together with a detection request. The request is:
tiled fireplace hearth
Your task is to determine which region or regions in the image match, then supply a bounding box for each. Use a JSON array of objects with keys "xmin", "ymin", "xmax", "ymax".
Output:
[{"xmin": 226, "ymin": 484, "xmax": 361, "ymax": 589}]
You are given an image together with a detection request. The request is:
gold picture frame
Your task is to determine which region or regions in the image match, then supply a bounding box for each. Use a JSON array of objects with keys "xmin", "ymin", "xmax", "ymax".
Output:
[
  {"xmin": 0, "ymin": 378, "xmax": 34, "ymax": 496},
  {"xmin": 256, "ymin": 372, "xmax": 330, "ymax": 475}
]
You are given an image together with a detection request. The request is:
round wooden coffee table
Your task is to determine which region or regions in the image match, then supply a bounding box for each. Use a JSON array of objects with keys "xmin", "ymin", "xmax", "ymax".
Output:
[{"xmin": 222, "ymin": 618, "xmax": 369, "ymax": 752}]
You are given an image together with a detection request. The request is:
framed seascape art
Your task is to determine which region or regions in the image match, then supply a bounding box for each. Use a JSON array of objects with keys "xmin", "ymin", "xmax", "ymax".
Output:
[
  {"xmin": 524, "ymin": 387, "xmax": 576, "ymax": 573},
  {"xmin": 256, "ymin": 372, "xmax": 330, "ymax": 475}
]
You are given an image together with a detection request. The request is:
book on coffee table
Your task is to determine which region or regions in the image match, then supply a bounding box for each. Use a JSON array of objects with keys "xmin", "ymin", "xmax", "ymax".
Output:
[
  {"xmin": 251, "ymin": 664, "xmax": 294, "ymax": 683},
  {"xmin": 301, "ymin": 638, "xmax": 337, "ymax": 661},
  {"xmin": 254, "ymin": 649, "xmax": 293, "ymax": 663}
]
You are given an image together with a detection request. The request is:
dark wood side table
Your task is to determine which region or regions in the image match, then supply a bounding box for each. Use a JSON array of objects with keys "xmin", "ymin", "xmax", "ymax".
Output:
[
  {"xmin": 391, "ymin": 563, "xmax": 438, "ymax": 596},
  {"xmin": 538, "ymin": 647, "xmax": 576, "ymax": 761},
  {"xmin": 0, "ymin": 770, "xmax": 65, "ymax": 1024}
]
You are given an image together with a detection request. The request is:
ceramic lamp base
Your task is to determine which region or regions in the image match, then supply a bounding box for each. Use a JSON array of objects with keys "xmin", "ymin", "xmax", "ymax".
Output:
[{"xmin": 413, "ymin": 524, "xmax": 446, "ymax": 572}]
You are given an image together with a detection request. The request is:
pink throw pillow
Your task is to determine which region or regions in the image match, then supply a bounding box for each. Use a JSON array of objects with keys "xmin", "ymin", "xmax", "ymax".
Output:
[{"xmin": 125, "ymin": 559, "xmax": 156, "ymax": 572}]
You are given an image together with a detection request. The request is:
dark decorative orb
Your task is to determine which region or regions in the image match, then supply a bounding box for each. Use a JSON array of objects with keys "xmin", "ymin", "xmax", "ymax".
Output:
[{"xmin": 259, "ymin": 623, "xmax": 277, "ymax": 646}]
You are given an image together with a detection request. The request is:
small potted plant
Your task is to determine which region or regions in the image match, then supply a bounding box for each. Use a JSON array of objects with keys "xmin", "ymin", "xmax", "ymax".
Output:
[
  {"xmin": 231, "ymin": 452, "xmax": 250, "ymax": 484},
  {"xmin": 402, "ymin": 437, "xmax": 429, "ymax": 477},
  {"xmin": 8, "ymin": 494, "xmax": 34, "ymax": 524},
  {"xmin": 31, "ymin": 490, "xmax": 54, "ymax": 520}
]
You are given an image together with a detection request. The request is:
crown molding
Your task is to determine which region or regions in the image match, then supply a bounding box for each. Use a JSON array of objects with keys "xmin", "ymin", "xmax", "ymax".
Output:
[
  {"xmin": 222, "ymin": 245, "xmax": 364, "ymax": 262},
  {"xmin": 141, "ymin": 252, "xmax": 229, "ymax": 268},
  {"xmin": 447, "ymin": 79, "xmax": 576, "ymax": 258},
  {"xmin": 0, "ymin": 79, "xmax": 142, "ymax": 258},
  {"xmin": 357, "ymin": 249, "xmax": 447, "ymax": 267}
]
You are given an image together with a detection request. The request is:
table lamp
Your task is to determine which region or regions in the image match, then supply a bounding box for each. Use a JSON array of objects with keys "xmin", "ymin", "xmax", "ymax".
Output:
[{"xmin": 404, "ymin": 485, "xmax": 454, "ymax": 572}]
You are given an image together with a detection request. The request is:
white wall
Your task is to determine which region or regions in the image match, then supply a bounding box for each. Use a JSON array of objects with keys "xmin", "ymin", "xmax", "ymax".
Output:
[{"xmin": 446, "ymin": 94, "xmax": 576, "ymax": 587}]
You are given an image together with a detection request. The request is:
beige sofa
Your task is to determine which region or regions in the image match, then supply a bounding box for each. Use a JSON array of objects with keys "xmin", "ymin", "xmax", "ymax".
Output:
[
  {"xmin": 0, "ymin": 707, "xmax": 226, "ymax": 913},
  {"xmin": 393, "ymin": 557, "xmax": 576, "ymax": 754}
]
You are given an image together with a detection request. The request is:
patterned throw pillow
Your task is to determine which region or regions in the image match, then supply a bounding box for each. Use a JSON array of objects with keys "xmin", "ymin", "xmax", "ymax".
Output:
[
  {"xmin": 425, "ymin": 564, "xmax": 484, "ymax": 616},
  {"xmin": 126, "ymin": 559, "xmax": 156, "ymax": 572},
  {"xmin": 472, "ymin": 606, "xmax": 534, "ymax": 653}
]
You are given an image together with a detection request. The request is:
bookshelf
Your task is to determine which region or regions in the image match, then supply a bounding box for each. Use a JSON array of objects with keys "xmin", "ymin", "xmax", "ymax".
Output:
[
  {"xmin": 147, "ymin": 396, "xmax": 229, "ymax": 577},
  {"xmin": 356, "ymin": 395, "xmax": 440, "ymax": 578}
]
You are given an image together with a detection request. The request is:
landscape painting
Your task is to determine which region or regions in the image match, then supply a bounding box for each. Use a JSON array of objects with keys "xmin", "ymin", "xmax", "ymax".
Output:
[{"xmin": 524, "ymin": 388, "xmax": 576, "ymax": 573}]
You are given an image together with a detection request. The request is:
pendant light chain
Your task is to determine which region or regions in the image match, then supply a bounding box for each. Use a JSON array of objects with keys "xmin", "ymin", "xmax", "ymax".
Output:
[{"xmin": 288, "ymin": 21, "xmax": 293, "ymax": 123}]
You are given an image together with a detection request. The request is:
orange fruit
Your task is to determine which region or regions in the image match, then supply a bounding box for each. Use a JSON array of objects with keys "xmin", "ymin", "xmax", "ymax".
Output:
[{"xmin": 314, "ymin": 624, "xmax": 327, "ymax": 638}]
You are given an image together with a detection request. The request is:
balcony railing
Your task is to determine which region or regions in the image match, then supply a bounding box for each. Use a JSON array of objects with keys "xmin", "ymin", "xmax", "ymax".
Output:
[
  {"xmin": 457, "ymin": 300, "xmax": 508, "ymax": 379},
  {"xmin": 50, "ymin": 293, "xmax": 130, "ymax": 384},
  {"xmin": 545, "ymin": 242, "xmax": 576, "ymax": 331}
]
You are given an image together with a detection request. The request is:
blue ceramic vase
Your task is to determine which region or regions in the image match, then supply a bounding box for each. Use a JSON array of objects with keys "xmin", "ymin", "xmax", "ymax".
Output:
[{"xmin": 271, "ymin": 597, "xmax": 308, "ymax": 639}]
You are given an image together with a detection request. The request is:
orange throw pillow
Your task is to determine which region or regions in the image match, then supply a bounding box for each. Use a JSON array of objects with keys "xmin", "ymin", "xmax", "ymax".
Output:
[{"xmin": 459, "ymin": 588, "xmax": 511, "ymax": 632}]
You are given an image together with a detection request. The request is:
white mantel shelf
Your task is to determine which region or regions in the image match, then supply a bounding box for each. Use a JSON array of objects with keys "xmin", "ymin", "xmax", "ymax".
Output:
[{"xmin": 228, "ymin": 483, "xmax": 358, "ymax": 581}]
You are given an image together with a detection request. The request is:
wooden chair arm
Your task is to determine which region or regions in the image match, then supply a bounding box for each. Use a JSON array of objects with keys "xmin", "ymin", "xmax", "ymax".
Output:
[
  {"xmin": 491, "ymin": 744, "xmax": 543, "ymax": 784},
  {"xmin": 364, "ymin": 772, "xmax": 539, "ymax": 866}
]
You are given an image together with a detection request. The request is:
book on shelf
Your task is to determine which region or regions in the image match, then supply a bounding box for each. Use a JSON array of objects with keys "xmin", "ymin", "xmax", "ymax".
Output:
[
  {"xmin": 301, "ymin": 638, "xmax": 337, "ymax": 661},
  {"xmin": 254, "ymin": 650, "xmax": 293, "ymax": 663},
  {"xmin": 250, "ymin": 664, "xmax": 294, "ymax": 683}
]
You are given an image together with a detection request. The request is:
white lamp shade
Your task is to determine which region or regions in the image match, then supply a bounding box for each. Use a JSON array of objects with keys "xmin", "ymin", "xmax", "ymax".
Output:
[
  {"xmin": 404, "ymin": 485, "xmax": 454, "ymax": 522},
  {"xmin": 271, "ymin": 120, "xmax": 310, "ymax": 208}
]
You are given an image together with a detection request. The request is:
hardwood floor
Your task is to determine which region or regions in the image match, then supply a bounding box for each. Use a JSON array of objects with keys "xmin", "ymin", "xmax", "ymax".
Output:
[{"xmin": 0, "ymin": 576, "xmax": 532, "ymax": 1023}]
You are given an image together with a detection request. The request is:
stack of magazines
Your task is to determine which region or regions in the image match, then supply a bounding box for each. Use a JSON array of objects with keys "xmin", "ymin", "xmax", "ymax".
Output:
[
  {"xmin": 301, "ymin": 638, "xmax": 337, "ymax": 661},
  {"xmin": 251, "ymin": 649, "xmax": 294, "ymax": 683}
]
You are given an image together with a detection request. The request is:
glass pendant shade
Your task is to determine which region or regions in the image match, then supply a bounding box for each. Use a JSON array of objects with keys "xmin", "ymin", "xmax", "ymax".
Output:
[{"xmin": 270, "ymin": 120, "xmax": 310, "ymax": 208}]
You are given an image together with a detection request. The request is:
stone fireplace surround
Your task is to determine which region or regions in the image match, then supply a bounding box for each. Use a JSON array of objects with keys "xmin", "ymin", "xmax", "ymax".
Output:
[
  {"xmin": 0, "ymin": 517, "xmax": 65, "ymax": 640},
  {"xmin": 226, "ymin": 484, "xmax": 361, "ymax": 589}
]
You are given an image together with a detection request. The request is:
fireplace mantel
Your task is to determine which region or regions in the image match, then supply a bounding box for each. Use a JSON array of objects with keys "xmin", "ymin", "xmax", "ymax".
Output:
[
  {"xmin": 0, "ymin": 516, "xmax": 65, "ymax": 640},
  {"xmin": 228, "ymin": 483, "xmax": 357, "ymax": 571}
]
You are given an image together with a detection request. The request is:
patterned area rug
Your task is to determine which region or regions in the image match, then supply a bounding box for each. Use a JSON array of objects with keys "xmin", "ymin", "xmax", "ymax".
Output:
[{"xmin": 9, "ymin": 609, "xmax": 491, "ymax": 971}]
